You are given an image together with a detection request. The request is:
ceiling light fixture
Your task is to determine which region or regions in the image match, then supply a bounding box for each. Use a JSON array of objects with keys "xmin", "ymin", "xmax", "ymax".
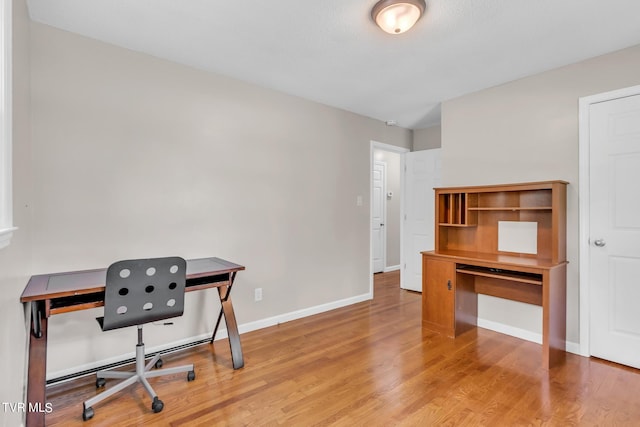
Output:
[{"xmin": 371, "ymin": 0, "xmax": 426, "ymax": 35}]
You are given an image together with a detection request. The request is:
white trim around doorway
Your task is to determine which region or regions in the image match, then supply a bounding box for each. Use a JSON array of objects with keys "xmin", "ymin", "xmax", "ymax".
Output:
[{"xmin": 369, "ymin": 141, "xmax": 410, "ymax": 297}]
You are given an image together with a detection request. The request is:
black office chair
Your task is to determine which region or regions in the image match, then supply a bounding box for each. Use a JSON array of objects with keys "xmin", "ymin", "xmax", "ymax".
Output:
[{"xmin": 82, "ymin": 257, "xmax": 196, "ymax": 421}]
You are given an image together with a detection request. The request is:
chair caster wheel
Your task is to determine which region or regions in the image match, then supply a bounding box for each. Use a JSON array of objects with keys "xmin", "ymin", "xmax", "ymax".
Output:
[
  {"xmin": 96, "ymin": 377, "xmax": 106, "ymax": 388},
  {"xmin": 187, "ymin": 370, "xmax": 196, "ymax": 381},
  {"xmin": 82, "ymin": 406, "xmax": 94, "ymax": 421},
  {"xmin": 152, "ymin": 397, "xmax": 164, "ymax": 413},
  {"xmin": 154, "ymin": 358, "xmax": 163, "ymax": 369}
]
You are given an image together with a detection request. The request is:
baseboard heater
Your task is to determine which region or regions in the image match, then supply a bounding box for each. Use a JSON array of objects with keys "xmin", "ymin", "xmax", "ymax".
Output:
[{"xmin": 47, "ymin": 337, "xmax": 212, "ymax": 385}]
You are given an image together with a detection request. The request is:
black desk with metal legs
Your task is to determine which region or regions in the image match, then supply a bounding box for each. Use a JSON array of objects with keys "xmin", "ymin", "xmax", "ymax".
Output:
[{"xmin": 20, "ymin": 257, "xmax": 246, "ymax": 427}]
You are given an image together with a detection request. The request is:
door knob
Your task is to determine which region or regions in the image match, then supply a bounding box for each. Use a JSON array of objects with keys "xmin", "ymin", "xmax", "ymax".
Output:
[
  {"xmin": 380, "ymin": 223, "xmax": 385, "ymax": 226},
  {"xmin": 594, "ymin": 239, "xmax": 606, "ymax": 247}
]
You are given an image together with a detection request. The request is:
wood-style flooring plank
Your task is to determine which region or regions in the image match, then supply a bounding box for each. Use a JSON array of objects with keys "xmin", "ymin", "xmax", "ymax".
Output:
[{"xmin": 45, "ymin": 270, "xmax": 640, "ymax": 426}]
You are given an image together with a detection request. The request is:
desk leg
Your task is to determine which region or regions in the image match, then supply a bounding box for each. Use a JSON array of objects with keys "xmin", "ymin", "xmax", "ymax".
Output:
[
  {"xmin": 211, "ymin": 308, "xmax": 224, "ymax": 342},
  {"xmin": 26, "ymin": 301, "xmax": 48, "ymax": 427},
  {"xmin": 210, "ymin": 272, "xmax": 244, "ymax": 369},
  {"xmin": 542, "ymin": 265, "xmax": 567, "ymax": 369}
]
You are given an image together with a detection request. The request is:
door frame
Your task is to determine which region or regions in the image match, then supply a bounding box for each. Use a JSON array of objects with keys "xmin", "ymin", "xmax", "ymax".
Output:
[
  {"xmin": 578, "ymin": 84, "xmax": 640, "ymax": 357},
  {"xmin": 372, "ymin": 160, "xmax": 388, "ymax": 273},
  {"xmin": 370, "ymin": 141, "xmax": 410, "ymax": 296}
]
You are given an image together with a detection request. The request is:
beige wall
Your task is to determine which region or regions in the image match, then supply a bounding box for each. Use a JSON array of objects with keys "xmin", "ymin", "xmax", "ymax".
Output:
[
  {"xmin": 373, "ymin": 149, "xmax": 401, "ymax": 269},
  {"xmin": 442, "ymin": 44, "xmax": 640, "ymax": 346},
  {"xmin": 0, "ymin": 0, "xmax": 31, "ymax": 424},
  {"xmin": 26, "ymin": 23, "xmax": 412, "ymax": 375},
  {"xmin": 413, "ymin": 125, "xmax": 441, "ymax": 151}
]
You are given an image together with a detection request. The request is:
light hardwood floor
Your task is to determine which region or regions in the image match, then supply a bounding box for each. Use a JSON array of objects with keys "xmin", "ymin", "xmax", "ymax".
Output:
[{"xmin": 46, "ymin": 271, "xmax": 640, "ymax": 426}]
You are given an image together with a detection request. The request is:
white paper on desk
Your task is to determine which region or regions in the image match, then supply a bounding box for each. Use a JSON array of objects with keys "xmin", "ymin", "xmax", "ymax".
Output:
[{"xmin": 498, "ymin": 221, "xmax": 538, "ymax": 254}]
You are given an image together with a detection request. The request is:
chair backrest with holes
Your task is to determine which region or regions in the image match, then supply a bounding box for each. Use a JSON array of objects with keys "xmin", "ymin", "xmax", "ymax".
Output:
[{"xmin": 101, "ymin": 257, "xmax": 187, "ymax": 331}]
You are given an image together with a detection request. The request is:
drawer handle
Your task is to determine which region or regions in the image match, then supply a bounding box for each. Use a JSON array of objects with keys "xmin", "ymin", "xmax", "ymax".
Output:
[{"xmin": 447, "ymin": 280, "xmax": 452, "ymax": 291}]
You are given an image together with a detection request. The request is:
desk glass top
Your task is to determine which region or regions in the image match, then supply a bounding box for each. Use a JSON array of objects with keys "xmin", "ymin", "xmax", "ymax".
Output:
[
  {"xmin": 21, "ymin": 257, "xmax": 245, "ymax": 302},
  {"xmin": 47, "ymin": 270, "xmax": 106, "ymax": 292}
]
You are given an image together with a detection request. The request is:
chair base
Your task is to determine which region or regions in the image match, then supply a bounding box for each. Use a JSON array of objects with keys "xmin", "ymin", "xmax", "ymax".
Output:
[{"xmin": 82, "ymin": 339, "xmax": 195, "ymax": 421}]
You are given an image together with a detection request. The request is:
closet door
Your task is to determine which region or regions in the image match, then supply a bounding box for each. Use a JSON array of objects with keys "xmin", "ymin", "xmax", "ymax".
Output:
[{"xmin": 589, "ymin": 93, "xmax": 640, "ymax": 369}]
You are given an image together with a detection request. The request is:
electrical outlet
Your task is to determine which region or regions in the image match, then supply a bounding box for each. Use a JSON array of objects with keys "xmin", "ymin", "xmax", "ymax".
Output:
[{"xmin": 254, "ymin": 288, "xmax": 263, "ymax": 302}]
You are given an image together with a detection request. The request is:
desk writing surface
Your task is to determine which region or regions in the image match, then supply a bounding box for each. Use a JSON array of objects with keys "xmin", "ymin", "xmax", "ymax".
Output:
[
  {"xmin": 187, "ymin": 257, "xmax": 245, "ymax": 277},
  {"xmin": 20, "ymin": 257, "xmax": 245, "ymax": 302},
  {"xmin": 20, "ymin": 269, "xmax": 107, "ymax": 302},
  {"xmin": 47, "ymin": 270, "xmax": 106, "ymax": 292},
  {"xmin": 421, "ymin": 250, "xmax": 567, "ymax": 270}
]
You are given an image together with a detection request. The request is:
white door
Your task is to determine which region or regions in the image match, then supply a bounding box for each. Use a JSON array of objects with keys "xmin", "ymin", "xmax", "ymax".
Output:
[
  {"xmin": 372, "ymin": 161, "xmax": 386, "ymax": 273},
  {"xmin": 589, "ymin": 94, "xmax": 640, "ymax": 369},
  {"xmin": 401, "ymin": 149, "xmax": 441, "ymax": 291}
]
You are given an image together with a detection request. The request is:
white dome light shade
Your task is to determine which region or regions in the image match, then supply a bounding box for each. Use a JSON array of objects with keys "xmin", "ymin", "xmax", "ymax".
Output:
[{"xmin": 371, "ymin": 0, "xmax": 426, "ymax": 34}]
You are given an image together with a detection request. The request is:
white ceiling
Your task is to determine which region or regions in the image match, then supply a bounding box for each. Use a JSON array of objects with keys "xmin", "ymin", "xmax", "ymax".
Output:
[{"xmin": 26, "ymin": 0, "xmax": 640, "ymax": 129}]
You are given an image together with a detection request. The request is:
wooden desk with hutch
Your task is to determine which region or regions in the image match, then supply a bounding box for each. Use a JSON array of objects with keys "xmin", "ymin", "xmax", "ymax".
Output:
[{"xmin": 421, "ymin": 181, "xmax": 567, "ymax": 369}]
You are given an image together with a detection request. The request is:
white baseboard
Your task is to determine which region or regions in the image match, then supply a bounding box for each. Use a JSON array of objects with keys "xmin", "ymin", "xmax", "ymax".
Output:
[
  {"xmin": 565, "ymin": 340, "xmax": 581, "ymax": 355},
  {"xmin": 384, "ymin": 265, "xmax": 400, "ymax": 272},
  {"xmin": 48, "ymin": 292, "xmax": 373, "ymax": 381},
  {"xmin": 237, "ymin": 292, "xmax": 372, "ymax": 334},
  {"xmin": 477, "ymin": 318, "xmax": 542, "ymax": 344},
  {"xmin": 477, "ymin": 318, "xmax": 580, "ymax": 355}
]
